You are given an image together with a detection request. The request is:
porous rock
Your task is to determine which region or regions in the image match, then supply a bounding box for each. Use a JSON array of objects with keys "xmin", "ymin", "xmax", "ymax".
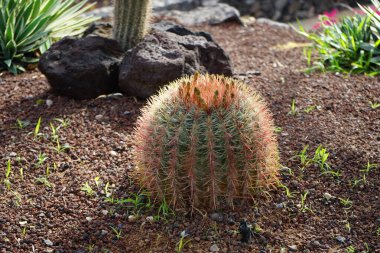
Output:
[
  {"xmin": 38, "ymin": 36, "xmax": 124, "ymax": 99},
  {"xmin": 118, "ymin": 22, "xmax": 233, "ymax": 99}
]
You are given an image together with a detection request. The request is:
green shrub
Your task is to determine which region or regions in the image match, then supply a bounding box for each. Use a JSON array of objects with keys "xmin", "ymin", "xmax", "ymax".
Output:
[
  {"xmin": 298, "ymin": 14, "xmax": 380, "ymax": 75},
  {"xmin": 0, "ymin": 0, "xmax": 98, "ymax": 74},
  {"xmin": 133, "ymin": 74, "xmax": 279, "ymax": 210}
]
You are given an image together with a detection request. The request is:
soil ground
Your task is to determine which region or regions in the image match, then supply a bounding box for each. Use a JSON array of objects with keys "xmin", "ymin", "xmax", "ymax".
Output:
[{"xmin": 0, "ymin": 21, "xmax": 379, "ymax": 253}]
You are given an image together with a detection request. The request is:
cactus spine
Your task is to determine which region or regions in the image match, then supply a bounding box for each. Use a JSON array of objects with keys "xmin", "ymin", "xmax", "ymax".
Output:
[
  {"xmin": 133, "ymin": 74, "xmax": 279, "ymax": 210},
  {"xmin": 113, "ymin": 0, "xmax": 151, "ymax": 51}
]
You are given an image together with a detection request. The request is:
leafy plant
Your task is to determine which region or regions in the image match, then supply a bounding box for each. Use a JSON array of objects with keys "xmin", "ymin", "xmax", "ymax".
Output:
[
  {"xmin": 110, "ymin": 226, "xmax": 123, "ymax": 240},
  {"xmin": 133, "ymin": 74, "xmax": 279, "ymax": 210},
  {"xmin": 33, "ymin": 117, "xmax": 42, "ymax": 139},
  {"xmin": 35, "ymin": 176, "xmax": 52, "ymax": 188},
  {"xmin": 304, "ymin": 105, "xmax": 316, "ymax": 113},
  {"xmin": 106, "ymin": 192, "xmax": 152, "ymax": 215},
  {"xmin": 36, "ymin": 152, "xmax": 47, "ymax": 167},
  {"xmin": 346, "ymin": 245, "xmax": 355, "ymax": 253},
  {"xmin": 81, "ymin": 182, "xmax": 95, "ymax": 197},
  {"xmin": 297, "ymin": 14, "xmax": 380, "ymax": 75},
  {"xmin": 0, "ymin": 0, "xmax": 98, "ymax": 74},
  {"xmin": 339, "ymin": 197, "xmax": 353, "ymax": 209},
  {"xmin": 15, "ymin": 119, "xmax": 29, "ymax": 129},
  {"xmin": 288, "ymin": 98, "xmax": 297, "ymax": 115},
  {"xmin": 155, "ymin": 197, "xmax": 174, "ymax": 221},
  {"xmin": 369, "ymin": 101, "xmax": 380, "ymax": 109},
  {"xmin": 299, "ymin": 191, "xmax": 312, "ymax": 213},
  {"xmin": 4, "ymin": 159, "xmax": 12, "ymax": 190},
  {"xmin": 297, "ymin": 145, "xmax": 311, "ymax": 169},
  {"xmin": 313, "ymin": 145, "xmax": 330, "ymax": 171}
]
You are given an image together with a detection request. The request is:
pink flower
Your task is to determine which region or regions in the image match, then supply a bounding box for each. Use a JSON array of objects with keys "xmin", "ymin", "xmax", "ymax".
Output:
[{"xmin": 312, "ymin": 9, "xmax": 339, "ymax": 30}]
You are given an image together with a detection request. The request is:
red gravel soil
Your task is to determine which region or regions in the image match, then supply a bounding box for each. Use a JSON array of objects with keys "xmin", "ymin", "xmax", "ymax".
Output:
[{"xmin": 0, "ymin": 21, "xmax": 379, "ymax": 253}]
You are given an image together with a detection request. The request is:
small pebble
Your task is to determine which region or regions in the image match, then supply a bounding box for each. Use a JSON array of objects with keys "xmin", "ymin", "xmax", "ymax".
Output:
[
  {"xmin": 109, "ymin": 150, "xmax": 118, "ymax": 157},
  {"xmin": 336, "ymin": 235, "xmax": 346, "ymax": 243},
  {"xmin": 95, "ymin": 115, "xmax": 103, "ymax": 121},
  {"xmin": 85, "ymin": 217, "xmax": 93, "ymax": 222},
  {"xmin": 9, "ymin": 152, "xmax": 17, "ymax": 157},
  {"xmin": 323, "ymin": 192, "xmax": 333, "ymax": 201},
  {"xmin": 276, "ymin": 203, "xmax": 285, "ymax": 208},
  {"xmin": 288, "ymin": 245, "xmax": 298, "ymax": 251},
  {"xmin": 46, "ymin": 99, "xmax": 53, "ymax": 107},
  {"xmin": 146, "ymin": 216, "xmax": 154, "ymax": 222},
  {"xmin": 43, "ymin": 239, "xmax": 53, "ymax": 246},
  {"xmin": 210, "ymin": 212, "xmax": 223, "ymax": 222},
  {"xmin": 210, "ymin": 244, "xmax": 220, "ymax": 252},
  {"xmin": 128, "ymin": 215, "xmax": 137, "ymax": 222},
  {"xmin": 101, "ymin": 210, "xmax": 108, "ymax": 216},
  {"xmin": 100, "ymin": 230, "xmax": 108, "ymax": 236}
]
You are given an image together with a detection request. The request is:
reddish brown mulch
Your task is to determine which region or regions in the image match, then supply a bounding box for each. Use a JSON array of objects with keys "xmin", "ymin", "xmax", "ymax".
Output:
[{"xmin": 0, "ymin": 22, "xmax": 379, "ymax": 253}]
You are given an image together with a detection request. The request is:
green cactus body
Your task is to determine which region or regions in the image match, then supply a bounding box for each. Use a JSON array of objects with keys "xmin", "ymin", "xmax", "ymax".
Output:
[
  {"xmin": 113, "ymin": 0, "xmax": 151, "ymax": 51},
  {"xmin": 133, "ymin": 74, "xmax": 279, "ymax": 210}
]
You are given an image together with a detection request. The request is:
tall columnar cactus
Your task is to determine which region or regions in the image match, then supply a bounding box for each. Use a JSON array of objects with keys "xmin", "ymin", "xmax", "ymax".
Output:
[
  {"xmin": 113, "ymin": 0, "xmax": 151, "ymax": 51},
  {"xmin": 133, "ymin": 74, "xmax": 279, "ymax": 210}
]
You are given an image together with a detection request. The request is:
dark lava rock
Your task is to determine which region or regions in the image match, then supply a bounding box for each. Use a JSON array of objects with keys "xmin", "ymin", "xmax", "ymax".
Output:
[
  {"xmin": 118, "ymin": 22, "xmax": 233, "ymax": 99},
  {"xmin": 39, "ymin": 36, "xmax": 124, "ymax": 99}
]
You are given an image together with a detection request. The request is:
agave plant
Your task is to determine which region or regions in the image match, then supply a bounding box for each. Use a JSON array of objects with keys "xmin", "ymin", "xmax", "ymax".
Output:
[
  {"xmin": 0, "ymin": 0, "xmax": 98, "ymax": 74},
  {"xmin": 298, "ymin": 14, "xmax": 380, "ymax": 75},
  {"xmin": 359, "ymin": 0, "xmax": 380, "ymax": 38}
]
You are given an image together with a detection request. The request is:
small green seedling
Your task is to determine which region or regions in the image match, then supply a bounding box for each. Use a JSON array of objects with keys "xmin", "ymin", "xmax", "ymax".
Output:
[
  {"xmin": 299, "ymin": 191, "xmax": 312, "ymax": 213},
  {"xmin": 50, "ymin": 122, "xmax": 59, "ymax": 141},
  {"xmin": 110, "ymin": 226, "xmax": 123, "ymax": 240},
  {"xmin": 33, "ymin": 117, "xmax": 42, "ymax": 139},
  {"xmin": 35, "ymin": 99, "xmax": 45, "ymax": 106},
  {"xmin": 54, "ymin": 118, "xmax": 70, "ymax": 128},
  {"xmin": 45, "ymin": 166, "xmax": 51, "ymax": 177},
  {"xmin": 94, "ymin": 176, "xmax": 101, "ymax": 188},
  {"xmin": 36, "ymin": 152, "xmax": 48, "ymax": 167},
  {"xmin": 304, "ymin": 47, "xmax": 312, "ymax": 66},
  {"xmin": 288, "ymin": 99, "xmax": 297, "ymax": 115},
  {"xmin": 360, "ymin": 161, "xmax": 377, "ymax": 173},
  {"xmin": 304, "ymin": 105, "xmax": 316, "ymax": 113},
  {"xmin": 297, "ymin": 145, "xmax": 311, "ymax": 169},
  {"xmin": 369, "ymin": 101, "xmax": 380, "ymax": 109},
  {"xmin": 176, "ymin": 230, "xmax": 191, "ymax": 253},
  {"xmin": 35, "ymin": 177, "xmax": 52, "ymax": 188},
  {"xmin": 15, "ymin": 119, "xmax": 30, "ymax": 129},
  {"xmin": 12, "ymin": 191, "xmax": 22, "ymax": 206},
  {"xmin": 19, "ymin": 168, "xmax": 24, "ymax": 181},
  {"xmin": 81, "ymin": 182, "xmax": 95, "ymax": 197},
  {"xmin": 346, "ymin": 245, "xmax": 355, "ymax": 253},
  {"xmin": 155, "ymin": 197, "xmax": 174, "ymax": 221},
  {"xmin": 278, "ymin": 182, "xmax": 295, "ymax": 198},
  {"xmin": 103, "ymin": 182, "xmax": 111, "ymax": 197},
  {"xmin": 4, "ymin": 159, "xmax": 12, "ymax": 190},
  {"xmin": 274, "ymin": 126, "xmax": 283, "ymax": 133},
  {"xmin": 339, "ymin": 197, "xmax": 353, "ymax": 209},
  {"xmin": 313, "ymin": 145, "xmax": 330, "ymax": 171}
]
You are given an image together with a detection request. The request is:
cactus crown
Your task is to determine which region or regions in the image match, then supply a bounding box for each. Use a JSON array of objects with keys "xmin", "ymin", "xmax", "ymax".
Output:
[
  {"xmin": 178, "ymin": 73, "xmax": 237, "ymax": 112},
  {"xmin": 133, "ymin": 74, "xmax": 279, "ymax": 211}
]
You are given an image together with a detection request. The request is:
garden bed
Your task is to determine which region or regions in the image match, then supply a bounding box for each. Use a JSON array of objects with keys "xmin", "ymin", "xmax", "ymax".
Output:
[{"xmin": 0, "ymin": 21, "xmax": 379, "ymax": 252}]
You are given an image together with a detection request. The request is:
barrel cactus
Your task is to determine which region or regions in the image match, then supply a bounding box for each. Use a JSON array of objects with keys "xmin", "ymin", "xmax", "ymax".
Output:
[
  {"xmin": 133, "ymin": 74, "xmax": 279, "ymax": 210},
  {"xmin": 113, "ymin": 0, "xmax": 151, "ymax": 51}
]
